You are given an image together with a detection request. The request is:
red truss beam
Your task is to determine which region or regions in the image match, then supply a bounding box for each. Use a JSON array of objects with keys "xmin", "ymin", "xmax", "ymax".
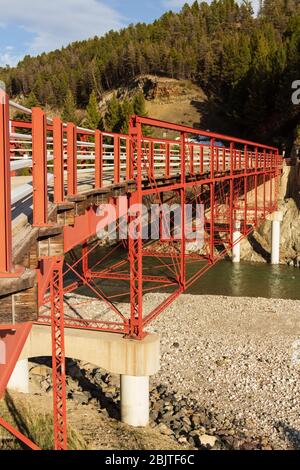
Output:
[
  {"xmin": 23, "ymin": 106, "xmax": 282, "ymax": 341},
  {"xmin": 48, "ymin": 256, "xmax": 67, "ymax": 451},
  {"xmin": 0, "ymin": 416, "xmax": 40, "ymax": 450},
  {"xmin": 128, "ymin": 117, "xmax": 144, "ymax": 338}
]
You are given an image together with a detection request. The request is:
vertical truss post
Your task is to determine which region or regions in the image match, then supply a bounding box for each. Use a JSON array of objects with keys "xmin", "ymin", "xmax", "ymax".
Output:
[
  {"xmin": 50, "ymin": 256, "xmax": 67, "ymax": 451},
  {"xmin": 189, "ymin": 144, "xmax": 194, "ymax": 175},
  {"xmin": 165, "ymin": 142, "xmax": 170, "ymax": 178},
  {"xmin": 128, "ymin": 117, "xmax": 143, "ymax": 338},
  {"xmin": 32, "ymin": 107, "xmax": 48, "ymax": 227},
  {"xmin": 243, "ymin": 175, "xmax": 248, "ymax": 234},
  {"xmin": 263, "ymin": 149, "xmax": 266, "ymax": 218},
  {"xmin": 10, "ymin": 121, "xmax": 16, "ymax": 176},
  {"xmin": 114, "ymin": 135, "xmax": 120, "ymax": 184},
  {"xmin": 0, "ymin": 88, "xmax": 13, "ymax": 274},
  {"xmin": 263, "ymin": 148, "xmax": 267, "ymax": 171},
  {"xmin": 210, "ymin": 139, "xmax": 215, "ymax": 263},
  {"xmin": 95, "ymin": 130, "xmax": 103, "ymax": 189},
  {"xmin": 274, "ymin": 149, "xmax": 280, "ymax": 211},
  {"xmin": 244, "ymin": 144, "xmax": 248, "ymax": 172},
  {"xmin": 180, "ymin": 132, "xmax": 186, "ymax": 289},
  {"xmin": 128, "ymin": 193, "xmax": 143, "ymax": 338},
  {"xmin": 216, "ymin": 147, "xmax": 219, "ymax": 172},
  {"xmin": 53, "ymin": 118, "xmax": 64, "ymax": 204},
  {"xmin": 82, "ymin": 242, "xmax": 89, "ymax": 277},
  {"xmin": 229, "ymin": 142, "xmax": 234, "ymax": 246},
  {"xmin": 200, "ymin": 145, "xmax": 204, "ymax": 174},
  {"xmin": 126, "ymin": 137, "xmax": 131, "ymax": 180},
  {"xmin": 67, "ymin": 123, "xmax": 77, "ymax": 196},
  {"xmin": 149, "ymin": 141, "xmax": 154, "ymax": 179},
  {"xmin": 210, "ymin": 183, "xmax": 215, "ymax": 263},
  {"xmin": 243, "ymin": 145, "xmax": 248, "ymax": 234},
  {"xmin": 269, "ymin": 152, "xmax": 273, "ymax": 212},
  {"xmin": 255, "ymin": 147, "xmax": 258, "ymax": 226}
]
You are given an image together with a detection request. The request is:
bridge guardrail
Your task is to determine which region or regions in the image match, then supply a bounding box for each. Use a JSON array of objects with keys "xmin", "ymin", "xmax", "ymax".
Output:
[{"xmin": 0, "ymin": 93, "xmax": 283, "ymax": 277}]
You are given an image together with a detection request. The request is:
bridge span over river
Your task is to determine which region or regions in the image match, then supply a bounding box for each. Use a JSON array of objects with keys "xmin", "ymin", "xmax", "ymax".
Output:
[{"xmin": 0, "ymin": 90, "xmax": 283, "ymax": 449}]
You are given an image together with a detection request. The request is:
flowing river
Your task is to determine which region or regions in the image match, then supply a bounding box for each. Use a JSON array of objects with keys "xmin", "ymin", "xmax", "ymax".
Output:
[
  {"xmin": 186, "ymin": 261, "xmax": 300, "ymax": 300},
  {"xmin": 73, "ymin": 244, "xmax": 300, "ymax": 301}
]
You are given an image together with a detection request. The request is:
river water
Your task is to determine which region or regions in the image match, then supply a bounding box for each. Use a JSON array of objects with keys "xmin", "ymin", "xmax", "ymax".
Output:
[
  {"xmin": 74, "ymin": 241, "xmax": 300, "ymax": 301},
  {"xmin": 187, "ymin": 261, "xmax": 300, "ymax": 300}
]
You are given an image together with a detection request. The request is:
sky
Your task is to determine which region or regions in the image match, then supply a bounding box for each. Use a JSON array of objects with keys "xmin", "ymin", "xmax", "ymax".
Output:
[{"xmin": 0, "ymin": 0, "xmax": 260, "ymax": 67}]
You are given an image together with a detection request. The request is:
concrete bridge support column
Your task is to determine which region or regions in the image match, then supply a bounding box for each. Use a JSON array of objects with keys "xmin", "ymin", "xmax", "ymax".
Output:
[
  {"xmin": 20, "ymin": 325, "xmax": 161, "ymax": 427},
  {"xmin": 232, "ymin": 220, "xmax": 241, "ymax": 263},
  {"xmin": 271, "ymin": 211, "xmax": 283, "ymax": 265},
  {"xmin": 7, "ymin": 359, "xmax": 29, "ymax": 394},
  {"xmin": 121, "ymin": 375, "xmax": 149, "ymax": 427}
]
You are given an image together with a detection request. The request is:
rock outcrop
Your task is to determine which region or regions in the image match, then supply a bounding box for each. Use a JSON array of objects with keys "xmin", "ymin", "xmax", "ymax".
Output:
[{"xmin": 241, "ymin": 162, "xmax": 300, "ymax": 265}]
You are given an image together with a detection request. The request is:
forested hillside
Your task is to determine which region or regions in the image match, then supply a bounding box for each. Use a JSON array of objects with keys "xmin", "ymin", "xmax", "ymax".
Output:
[{"xmin": 1, "ymin": 0, "xmax": 300, "ymax": 147}]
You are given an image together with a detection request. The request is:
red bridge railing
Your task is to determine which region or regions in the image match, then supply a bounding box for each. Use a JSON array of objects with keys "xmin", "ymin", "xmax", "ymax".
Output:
[{"xmin": 0, "ymin": 93, "xmax": 282, "ymax": 278}]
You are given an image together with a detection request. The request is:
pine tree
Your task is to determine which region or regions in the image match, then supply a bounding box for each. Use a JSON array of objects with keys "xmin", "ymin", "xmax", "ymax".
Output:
[
  {"xmin": 132, "ymin": 92, "xmax": 152, "ymax": 135},
  {"xmin": 86, "ymin": 90, "xmax": 101, "ymax": 130},
  {"xmin": 2, "ymin": 0, "xmax": 300, "ymax": 146},
  {"xmin": 32, "ymin": 74, "xmax": 45, "ymax": 105},
  {"xmin": 62, "ymin": 90, "xmax": 77, "ymax": 123},
  {"xmin": 133, "ymin": 92, "xmax": 147, "ymax": 117},
  {"xmin": 120, "ymin": 98, "xmax": 134, "ymax": 134},
  {"xmin": 14, "ymin": 91, "xmax": 40, "ymax": 122},
  {"xmin": 26, "ymin": 91, "xmax": 40, "ymax": 108},
  {"xmin": 105, "ymin": 94, "xmax": 122, "ymax": 132}
]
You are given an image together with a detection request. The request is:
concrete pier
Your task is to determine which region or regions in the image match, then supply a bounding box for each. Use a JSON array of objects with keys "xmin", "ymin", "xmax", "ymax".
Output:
[
  {"xmin": 232, "ymin": 220, "xmax": 241, "ymax": 263},
  {"xmin": 20, "ymin": 324, "xmax": 160, "ymax": 427},
  {"xmin": 7, "ymin": 359, "xmax": 29, "ymax": 393},
  {"xmin": 121, "ymin": 375, "xmax": 149, "ymax": 427},
  {"xmin": 271, "ymin": 211, "xmax": 283, "ymax": 265}
]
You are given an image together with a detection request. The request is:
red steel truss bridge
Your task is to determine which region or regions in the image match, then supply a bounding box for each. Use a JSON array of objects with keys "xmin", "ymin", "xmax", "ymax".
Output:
[{"xmin": 0, "ymin": 90, "xmax": 283, "ymax": 449}]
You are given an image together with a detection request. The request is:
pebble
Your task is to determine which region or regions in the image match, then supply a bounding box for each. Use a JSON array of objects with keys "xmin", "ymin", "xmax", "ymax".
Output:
[{"xmin": 199, "ymin": 434, "xmax": 217, "ymax": 448}]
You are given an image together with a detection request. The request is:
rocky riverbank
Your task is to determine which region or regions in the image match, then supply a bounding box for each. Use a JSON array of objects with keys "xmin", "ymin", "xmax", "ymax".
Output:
[
  {"xmin": 241, "ymin": 163, "xmax": 300, "ymax": 267},
  {"xmin": 33, "ymin": 293, "xmax": 300, "ymax": 450},
  {"xmin": 148, "ymin": 294, "xmax": 300, "ymax": 450},
  {"xmin": 29, "ymin": 358, "xmax": 271, "ymax": 451},
  {"xmin": 240, "ymin": 197, "xmax": 300, "ymax": 266}
]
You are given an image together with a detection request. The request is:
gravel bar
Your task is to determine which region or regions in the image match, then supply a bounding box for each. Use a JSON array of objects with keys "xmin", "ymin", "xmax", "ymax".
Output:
[
  {"xmin": 60, "ymin": 292, "xmax": 300, "ymax": 449},
  {"xmin": 148, "ymin": 294, "xmax": 300, "ymax": 449}
]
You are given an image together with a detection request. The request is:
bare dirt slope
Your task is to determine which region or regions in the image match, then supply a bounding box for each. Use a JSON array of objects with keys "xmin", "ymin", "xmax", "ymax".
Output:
[
  {"xmin": 103, "ymin": 75, "xmax": 236, "ymax": 137},
  {"xmin": 0, "ymin": 391, "xmax": 187, "ymax": 450}
]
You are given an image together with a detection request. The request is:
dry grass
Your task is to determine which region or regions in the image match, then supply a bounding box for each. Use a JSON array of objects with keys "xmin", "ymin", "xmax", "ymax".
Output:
[
  {"xmin": 0, "ymin": 392, "xmax": 87, "ymax": 450},
  {"xmin": 0, "ymin": 391, "xmax": 188, "ymax": 451}
]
